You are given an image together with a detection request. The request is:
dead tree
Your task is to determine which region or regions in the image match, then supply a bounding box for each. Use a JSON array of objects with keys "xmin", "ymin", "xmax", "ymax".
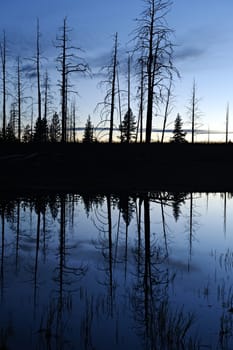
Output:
[
  {"xmin": 226, "ymin": 103, "xmax": 229, "ymax": 144},
  {"xmin": 56, "ymin": 17, "xmax": 89, "ymax": 142},
  {"xmin": 136, "ymin": 57, "xmax": 145, "ymax": 143},
  {"xmin": 187, "ymin": 79, "xmax": 202, "ymax": 143},
  {"xmin": 16, "ymin": 57, "xmax": 23, "ymax": 141},
  {"xmin": 0, "ymin": 31, "xmax": 7, "ymax": 139},
  {"xmin": 161, "ymin": 79, "xmax": 173, "ymax": 143},
  {"xmin": 133, "ymin": 0, "xmax": 178, "ymax": 143},
  {"xmin": 36, "ymin": 19, "xmax": 42, "ymax": 122},
  {"xmin": 96, "ymin": 33, "xmax": 119, "ymax": 143}
]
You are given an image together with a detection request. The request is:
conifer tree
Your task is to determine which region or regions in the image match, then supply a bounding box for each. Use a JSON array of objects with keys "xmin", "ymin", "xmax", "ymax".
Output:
[
  {"xmin": 170, "ymin": 114, "xmax": 187, "ymax": 143},
  {"xmin": 119, "ymin": 108, "xmax": 137, "ymax": 143},
  {"xmin": 49, "ymin": 112, "xmax": 61, "ymax": 142},
  {"xmin": 33, "ymin": 117, "xmax": 48, "ymax": 142},
  {"xmin": 82, "ymin": 116, "xmax": 94, "ymax": 143}
]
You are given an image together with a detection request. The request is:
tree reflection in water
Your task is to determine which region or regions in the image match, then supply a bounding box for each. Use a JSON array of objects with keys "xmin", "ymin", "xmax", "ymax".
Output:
[{"xmin": 1, "ymin": 192, "xmax": 233, "ymax": 348}]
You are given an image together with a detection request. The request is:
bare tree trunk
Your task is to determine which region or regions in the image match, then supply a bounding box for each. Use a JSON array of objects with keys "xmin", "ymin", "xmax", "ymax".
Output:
[
  {"xmin": 61, "ymin": 19, "xmax": 67, "ymax": 142},
  {"xmin": 36, "ymin": 19, "xmax": 42, "ymax": 122},
  {"xmin": 56, "ymin": 18, "xmax": 89, "ymax": 143},
  {"xmin": 109, "ymin": 33, "xmax": 118, "ymax": 143},
  {"xmin": 15, "ymin": 200, "xmax": 20, "ymax": 271},
  {"xmin": 139, "ymin": 59, "xmax": 144, "ymax": 143},
  {"xmin": 72, "ymin": 102, "xmax": 76, "ymax": 142},
  {"xmin": 106, "ymin": 195, "xmax": 113, "ymax": 314},
  {"xmin": 43, "ymin": 70, "xmax": 49, "ymax": 121},
  {"xmin": 117, "ymin": 68, "xmax": 122, "ymax": 140},
  {"xmin": 126, "ymin": 55, "xmax": 131, "ymax": 143},
  {"xmin": 17, "ymin": 57, "xmax": 22, "ymax": 141},
  {"xmin": 189, "ymin": 192, "xmax": 193, "ymax": 258},
  {"xmin": 145, "ymin": 1, "xmax": 155, "ymax": 144},
  {"xmin": 133, "ymin": 0, "xmax": 177, "ymax": 144},
  {"xmin": 161, "ymin": 80, "xmax": 172, "ymax": 143},
  {"xmin": 226, "ymin": 103, "xmax": 229, "ymax": 144},
  {"xmin": 191, "ymin": 82, "xmax": 195, "ymax": 143},
  {"xmin": 1, "ymin": 31, "xmax": 6, "ymax": 139}
]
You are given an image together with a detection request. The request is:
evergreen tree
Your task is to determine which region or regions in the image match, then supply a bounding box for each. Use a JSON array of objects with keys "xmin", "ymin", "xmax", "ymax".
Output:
[
  {"xmin": 170, "ymin": 114, "xmax": 187, "ymax": 143},
  {"xmin": 33, "ymin": 117, "xmax": 48, "ymax": 142},
  {"xmin": 82, "ymin": 116, "xmax": 94, "ymax": 143},
  {"xmin": 5, "ymin": 106, "xmax": 17, "ymax": 142},
  {"xmin": 119, "ymin": 108, "xmax": 137, "ymax": 143},
  {"xmin": 49, "ymin": 112, "xmax": 61, "ymax": 142},
  {"xmin": 5, "ymin": 122, "xmax": 16, "ymax": 142}
]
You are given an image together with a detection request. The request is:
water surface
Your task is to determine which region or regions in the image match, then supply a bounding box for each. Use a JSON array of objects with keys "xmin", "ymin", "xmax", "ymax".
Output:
[{"xmin": 0, "ymin": 192, "xmax": 233, "ymax": 349}]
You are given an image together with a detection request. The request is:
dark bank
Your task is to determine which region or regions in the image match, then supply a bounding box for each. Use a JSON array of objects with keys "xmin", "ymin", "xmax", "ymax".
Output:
[{"xmin": 0, "ymin": 143, "xmax": 233, "ymax": 193}]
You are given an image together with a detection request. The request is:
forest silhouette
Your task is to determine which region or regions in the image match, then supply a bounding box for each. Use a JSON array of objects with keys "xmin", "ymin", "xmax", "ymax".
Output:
[{"xmin": 0, "ymin": 0, "xmax": 231, "ymax": 193}]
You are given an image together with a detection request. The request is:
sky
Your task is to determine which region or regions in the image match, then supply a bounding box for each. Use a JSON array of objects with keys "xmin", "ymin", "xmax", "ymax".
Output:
[{"xmin": 1, "ymin": 0, "xmax": 233, "ymax": 141}]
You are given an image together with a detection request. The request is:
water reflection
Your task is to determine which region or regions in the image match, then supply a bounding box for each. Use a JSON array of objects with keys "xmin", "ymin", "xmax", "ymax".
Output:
[{"xmin": 1, "ymin": 192, "xmax": 233, "ymax": 348}]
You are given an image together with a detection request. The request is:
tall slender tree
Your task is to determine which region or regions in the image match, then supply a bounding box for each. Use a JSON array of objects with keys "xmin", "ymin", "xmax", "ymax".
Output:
[
  {"xmin": 56, "ymin": 17, "xmax": 89, "ymax": 142},
  {"xmin": 16, "ymin": 57, "xmax": 22, "ymax": 141},
  {"xmin": 0, "ymin": 31, "xmax": 7, "ymax": 139},
  {"xmin": 36, "ymin": 19, "xmax": 42, "ymax": 123},
  {"xmin": 136, "ymin": 57, "xmax": 145, "ymax": 143},
  {"xmin": 97, "ymin": 33, "xmax": 119, "ymax": 143},
  {"xmin": 109, "ymin": 33, "xmax": 118, "ymax": 143},
  {"xmin": 225, "ymin": 102, "xmax": 229, "ymax": 144},
  {"xmin": 187, "ymin": 79, "xmax": 201, "ymax": 143},
  {"xmin": 133, "ymin": 0, "xmax": 178, "ymax": 143},
  {"xmin": 161, "ymin": 79, "xmax": 173, "ymax": 143}
]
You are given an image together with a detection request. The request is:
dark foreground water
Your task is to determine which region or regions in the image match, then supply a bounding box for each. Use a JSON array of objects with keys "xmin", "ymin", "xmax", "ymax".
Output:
[{"xmin": 0, "ymin": 191, "xmax": 233, "ymax": 349}]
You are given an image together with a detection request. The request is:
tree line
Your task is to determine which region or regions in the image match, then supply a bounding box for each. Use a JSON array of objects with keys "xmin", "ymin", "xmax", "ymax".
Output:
[{"xmin": 0, "ymin": 0, "xmax": 203, "ymax": 144}]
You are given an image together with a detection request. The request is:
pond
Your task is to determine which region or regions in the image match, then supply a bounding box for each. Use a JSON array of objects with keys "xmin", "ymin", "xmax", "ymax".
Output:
[{"xmin": 0, "ymin": 191, "xmax": 233, "ymax": 349}]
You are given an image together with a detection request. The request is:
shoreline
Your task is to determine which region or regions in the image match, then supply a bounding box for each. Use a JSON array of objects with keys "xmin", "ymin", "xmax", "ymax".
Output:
[{"xmin": 0, "ymin": 142, "xmax": 233, "ymax": 193}]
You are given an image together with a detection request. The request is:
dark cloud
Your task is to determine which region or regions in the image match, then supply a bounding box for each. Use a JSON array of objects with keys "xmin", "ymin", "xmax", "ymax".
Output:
[
  {"xmin": 87, "ymin": 51, "xmax": 112, "ymax": 70},
  {"xmin": 21, "ymin": 63, "xmax": 37, "ymax": 79},
  {"xmin": 174, "ymin": 46, "xmax": 206, "ymax": 61}
]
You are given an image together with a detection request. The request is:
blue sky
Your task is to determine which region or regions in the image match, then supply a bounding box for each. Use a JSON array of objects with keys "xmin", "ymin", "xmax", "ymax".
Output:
[{"xmin": 1, "ymin": 0, "xmax": 233, "ymax": 140}]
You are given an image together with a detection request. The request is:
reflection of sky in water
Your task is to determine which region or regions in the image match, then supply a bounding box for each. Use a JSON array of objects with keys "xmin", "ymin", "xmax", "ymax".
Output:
[{"xmin": 1, "ymin": 193, "xmax": 233, "ymax": 348}]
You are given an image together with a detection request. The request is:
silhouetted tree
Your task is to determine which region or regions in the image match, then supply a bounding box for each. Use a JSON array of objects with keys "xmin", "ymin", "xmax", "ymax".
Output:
[
  {"xmin": 119, "ymin": 108, "xmax": 137, "ymax": 143},
  {"xmin": 82, "ymin": 115, "xmax": 94, "ymax": 143},
  {"xmin": 36, "ymin": 19, "xmax": 42, "ymax": 123},
  {"xmin": 171, "ymin": 192, "xmax": 187, "ymax": 221},
  {"xmin": 97, "ymin": 32, "xmax": 119, "ymax": 143},
  {"xmin": 135, "ymin": 57, "xmax": 145, "ymax": 143},
  {"xmin": 33, "ymin": 117, "xmax": 48, "ymax": 142},
  {"xmin": 0, "ymin": 31, "xmax": 7, "ymax": 139},
  {"xmin": 8, "ymin": 103, "xmax": 17, "ymax": 138},
  {"xmin": 161, "ymin": 79, "xmax": 173, "ymax": 143},
  {"xmin": 49, "ymin": 112, "xmax": 61, "ymax": 142},
  {"xmin": 16, "ymin": 57, "xmax": 22, "ymax": 141},
  {"xmin": 5, "ymin": 123, "xmax": 16, "ymax": 142},
  {"xmin": 56, "ymin": 17, "xmax": 89, "ymax": 142},
  {"xmin": 23, "ymin": 124, "xmax": 32, "ymax": 143},
  {"xmin": 133, "ymin": 0, "xmax": 178, "ymax": 143},
  {"xmin": 187, "ymin": 79, "xmax": 202, "ymax": 143},
  {"xmin": 70, "ymin": 101, "xmax": 76, "ymax": 142},
  {"xmin": 118, "ymin": 195, "xmax": 135, "ymax": 226},
  {"xmin": 225, "ymin": 103, "xmax": 229, "ymax": 144},
  {"xmin": 42, "ymin": 70, "xmax": 53, "ymax": 122},
  {"xmin": 170, "ymin": 114, "xmax": 187, "ymax": 143}
]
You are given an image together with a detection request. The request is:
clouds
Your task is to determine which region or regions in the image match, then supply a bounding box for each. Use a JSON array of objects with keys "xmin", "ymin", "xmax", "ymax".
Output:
[{"xmin": 175, "ymin": 46, "xmax": 206, "ymax": 62}]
